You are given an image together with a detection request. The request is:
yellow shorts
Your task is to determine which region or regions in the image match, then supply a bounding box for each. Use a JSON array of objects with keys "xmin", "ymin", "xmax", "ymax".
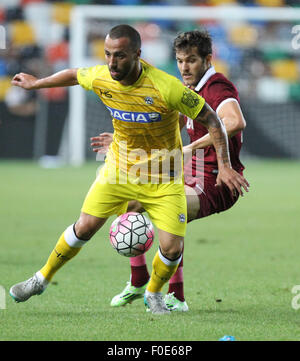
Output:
[{"xmin": 81, "ymin": 163, "xmax": 187, "ymax": 237}]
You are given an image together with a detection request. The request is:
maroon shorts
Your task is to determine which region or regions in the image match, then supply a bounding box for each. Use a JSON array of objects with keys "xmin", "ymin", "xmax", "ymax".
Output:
[{"xmin": 187, "ymin": 177, "xmax": 239, "ymax": 220}]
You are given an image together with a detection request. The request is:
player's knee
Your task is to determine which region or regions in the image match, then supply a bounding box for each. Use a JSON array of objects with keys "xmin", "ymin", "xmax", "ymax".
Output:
[
  {"xmin": 74, "ymin": 221, "xmax": 95, "ymax": 240},
  {"xmin": 75, "ymin": 213, "xmax": 106, "ymax": 240},
  {"xmin": 160, "ymin": 240, "xmax": 183, "ymax": 261},
  {"xmin": 165, "ymin": 250, "xmax": 182, "ymax": 261}
]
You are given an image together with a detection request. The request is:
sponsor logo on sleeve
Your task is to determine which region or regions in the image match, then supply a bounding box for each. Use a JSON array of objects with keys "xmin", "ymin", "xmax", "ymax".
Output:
[{"xmin": 181, "ymin": 89, "xmax": 200, "ymax": 108}]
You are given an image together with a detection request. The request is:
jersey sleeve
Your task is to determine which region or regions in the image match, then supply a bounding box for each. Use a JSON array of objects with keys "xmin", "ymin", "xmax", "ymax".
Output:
[
  {"xmin": 205, "ymin": 80, "xmax": 239, "ymax": 111},
  {"xmin": 77, "ymin": 65, "xmax": 103, "ymax": 91},
  {"xmin": 167, "ymin": 77, "xmax": 205, "ymax": 119}
]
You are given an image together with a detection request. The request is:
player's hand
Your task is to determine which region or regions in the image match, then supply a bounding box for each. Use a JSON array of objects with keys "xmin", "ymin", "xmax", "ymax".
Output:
[
  {"xmin": 11, "ymin": 73, "xmax": 39, "ymax": 90},
  {"xmin": 216, "ymin": 166, "xmax": 250, "ymax": 197},
  {"xmin": 90, "ymin": 132, "xmax": 113, "ymax": 153}
]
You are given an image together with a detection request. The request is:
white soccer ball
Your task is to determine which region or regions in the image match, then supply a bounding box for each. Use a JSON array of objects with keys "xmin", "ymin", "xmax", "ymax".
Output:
[{"xmin": 109, "ymin": 212, "xmax": 154, "ymax": 257}]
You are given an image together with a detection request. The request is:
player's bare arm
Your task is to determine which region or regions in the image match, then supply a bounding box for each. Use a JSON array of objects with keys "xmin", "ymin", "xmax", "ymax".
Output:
[
  {"xmin": 218, "ymin": 100, "xmax": 246, "ymax": 137},
  {"xmin": 195, "ymin": 102, "xmax": 231, "ymax": 166},
  {"xmin": 184, "ymin": 100, "xmax": 246, "ymax": 151},
  {"xmin": 11, "ymin": 68, "xmax": 79, "ymax": 90},
  {"xmin": 194, "ymin": 102, "xmax": 249, "ymax": 196}
]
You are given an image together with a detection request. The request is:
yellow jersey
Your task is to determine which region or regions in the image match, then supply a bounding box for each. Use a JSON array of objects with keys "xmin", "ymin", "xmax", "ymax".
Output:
[{"xmin": 77, "ymin": 60, "xmax": 205, "ymax": 182}]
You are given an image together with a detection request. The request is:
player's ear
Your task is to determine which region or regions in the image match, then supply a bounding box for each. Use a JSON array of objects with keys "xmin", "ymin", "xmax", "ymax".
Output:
[
  {"xmin": 135, "ymin": 48, "xmax": 141, "ymax": 59},
  {"xmin": 205, "ymin": 54, "xmax": 212, "ymax": 67}
]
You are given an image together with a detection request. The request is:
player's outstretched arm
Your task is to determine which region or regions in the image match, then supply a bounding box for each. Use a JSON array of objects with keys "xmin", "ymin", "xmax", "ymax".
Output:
[
  {"xmin": 194, "ymin": 103, "xmax": 249, "ymax": 196},
  {"xmin": 11, "ymin": 68, "xmax": 79, "ymax": 90}
]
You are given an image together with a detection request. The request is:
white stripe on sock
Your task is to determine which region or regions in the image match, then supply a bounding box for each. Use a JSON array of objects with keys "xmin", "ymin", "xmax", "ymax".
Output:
[
  {"xmin": 158, "ymin": 248, "xmax": 182, "ymax": 266},
  {"xmin": 64, "ymin": 224, "xmax": 88, "ymax": 248}
]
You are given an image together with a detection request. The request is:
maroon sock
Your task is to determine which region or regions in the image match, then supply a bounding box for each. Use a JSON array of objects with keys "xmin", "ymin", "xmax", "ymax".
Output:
[
  {"xmin": 168, "ymin": 281, "xmax": 185, "ymax": 302},
  {"xmin": 131, "ymin": 265, "xmax": 150, "ymax": 288},
  {"xmin": 168, "ymin": 256, "xmax": 184, "ymax": 301}
]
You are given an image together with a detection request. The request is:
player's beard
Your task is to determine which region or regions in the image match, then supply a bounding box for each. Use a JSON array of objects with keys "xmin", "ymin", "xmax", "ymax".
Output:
[
  {"xmin": 109, "ymin": 68, "xmax": 125, "ymax": 81},
  {"xmin": 182, "ymin": 63, "xmax": 208, "ymax": 88},
  {"xmin": 183, "ymin": 68, "xmax": 206, "ymax": 88},
  {"xmin": 109, "ymin": 59, "xmax": 139, "ymax": 83},
  {"xmin": 109, "ymin": 61, "xmax": 134, "ymax": 82}
]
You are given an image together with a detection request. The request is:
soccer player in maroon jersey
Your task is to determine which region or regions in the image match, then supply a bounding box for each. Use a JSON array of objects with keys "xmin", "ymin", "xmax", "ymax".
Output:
[{"xmin": 91, "ymin": 30, "xmax": 248, "ymax": 311}]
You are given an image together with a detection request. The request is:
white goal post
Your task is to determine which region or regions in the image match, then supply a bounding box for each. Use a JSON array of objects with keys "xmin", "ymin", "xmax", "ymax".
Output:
[{"xmin": 68, "ymin": 5, "xmax": 300, "ymax": 166}]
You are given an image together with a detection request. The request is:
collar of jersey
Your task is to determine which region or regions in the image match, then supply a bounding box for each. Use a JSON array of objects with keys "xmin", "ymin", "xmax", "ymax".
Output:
[{"xmin": 194, "ymin": 66, "xmax": 216, "ymax": 92}]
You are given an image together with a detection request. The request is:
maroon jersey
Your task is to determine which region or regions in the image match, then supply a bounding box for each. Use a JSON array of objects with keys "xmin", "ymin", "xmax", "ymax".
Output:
[{"xmin": 184, "ymin": 67, "xmax": 245, "ymax": 183}]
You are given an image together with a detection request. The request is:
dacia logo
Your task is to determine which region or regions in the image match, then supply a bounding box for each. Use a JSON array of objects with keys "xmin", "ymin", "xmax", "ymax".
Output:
[{"xmin": 106, "ymin": 106, "xmax": 161, "ymax": 123}]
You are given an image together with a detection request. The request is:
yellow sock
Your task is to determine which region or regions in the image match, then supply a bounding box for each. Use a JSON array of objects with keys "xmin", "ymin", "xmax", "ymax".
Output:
[
  {"xmin": 39, "ymin": 232, "xmax": 82, "ymax": 282},
  {"xmin": 147, "ymin": 249, "xmax": 181, "ymax": 293}
]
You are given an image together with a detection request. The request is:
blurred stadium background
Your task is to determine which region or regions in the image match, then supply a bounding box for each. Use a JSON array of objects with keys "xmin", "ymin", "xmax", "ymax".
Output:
[
  {"xmin": 1, "ymin": 1, "xmax": 300, "ymax": 342},
  {"xmin": 0, "ymin": 0, "xmax": 300, "ymax": 164}
]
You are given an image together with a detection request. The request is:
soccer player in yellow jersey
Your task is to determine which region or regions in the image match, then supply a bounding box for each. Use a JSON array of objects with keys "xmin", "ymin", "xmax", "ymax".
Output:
[{"xmin": 9, "ymin": 25, "xmax": 248, "ymax": 314}]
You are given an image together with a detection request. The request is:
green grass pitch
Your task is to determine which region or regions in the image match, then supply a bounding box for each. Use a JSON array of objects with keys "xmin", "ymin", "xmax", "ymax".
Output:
[{"xmin": 0, "ymin": 159, "xmax": 300, "ymax": 341}]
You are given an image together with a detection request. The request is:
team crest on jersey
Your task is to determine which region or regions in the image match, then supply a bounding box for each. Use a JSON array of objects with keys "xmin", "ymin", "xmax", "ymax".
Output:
[
  {"xmin": 106, "ymin": 105, "xmax": 161, "ymax": 123},
  {"xmin": 144, "ymin": 96, "xmax": 154, "ymax": 105},
  {"xmin": 181, "ymin": 89, "xmax": 200, "ymax": 108},
  {"xmin": 178, "ymin": 213, "xmax": 186, "ymax": 223}
]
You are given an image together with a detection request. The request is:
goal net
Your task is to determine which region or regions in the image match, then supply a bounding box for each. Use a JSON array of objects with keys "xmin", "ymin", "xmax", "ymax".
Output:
[{"xmin": 67, "ymin": 5, "xmax": 300, "ymax": 166}]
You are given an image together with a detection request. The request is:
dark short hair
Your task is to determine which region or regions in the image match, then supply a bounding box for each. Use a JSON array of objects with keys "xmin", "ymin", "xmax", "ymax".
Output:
[
  {"xmin": 108, "ymin": 24, "xmax": 141, "ymax": 52},
  {"xmin": 173, "ymin": 30, "xmax": 212, "ymax": 59}
]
